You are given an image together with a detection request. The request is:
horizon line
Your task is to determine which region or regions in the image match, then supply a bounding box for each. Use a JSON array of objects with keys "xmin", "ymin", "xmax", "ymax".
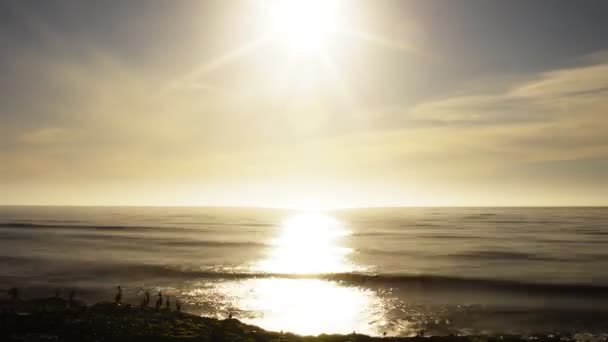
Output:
[{"xmin": 1, "ymin": 204, "xmax": 607, "ymax": 210}]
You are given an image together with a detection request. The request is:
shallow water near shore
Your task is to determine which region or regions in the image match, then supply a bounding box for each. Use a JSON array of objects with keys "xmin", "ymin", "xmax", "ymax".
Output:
[{"xmin": 1, "ymin": 206, "xmax": 608, "ymax": 336}]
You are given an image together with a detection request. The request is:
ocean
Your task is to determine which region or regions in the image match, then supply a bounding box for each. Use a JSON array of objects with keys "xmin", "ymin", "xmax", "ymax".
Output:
[{"xmin": 1, "ymin": 206, "xmax": 607, "ymax": 337}]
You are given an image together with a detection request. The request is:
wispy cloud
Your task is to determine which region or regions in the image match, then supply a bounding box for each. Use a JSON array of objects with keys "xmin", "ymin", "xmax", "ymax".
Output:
[{"xmin": 1, "ymin": 2, "xmax": 607, "ymax": 206}]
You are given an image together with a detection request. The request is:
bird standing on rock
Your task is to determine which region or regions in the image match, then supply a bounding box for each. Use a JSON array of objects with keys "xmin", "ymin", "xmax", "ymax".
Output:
[
  {"xmin": 115, "ymin": 286, "xmax": 122, "ymax": 305},
  {"xmin": 155, "ymin": 291, "xmax": 162, "ymax": 310},
  {"xmin": 141, "ymin": 290, "xmax": 150, "ymax": 307}
]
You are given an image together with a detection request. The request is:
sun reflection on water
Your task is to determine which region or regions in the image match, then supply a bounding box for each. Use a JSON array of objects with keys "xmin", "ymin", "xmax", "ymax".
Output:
[
  {"xmin": 221, "ymin": 277, "xmax": 385, "ymax": 336},
  {"xmin": 212, "ymin": 212, "xmax": 387, "ymax": 335},
  {"xmin": 255, "ymin": 212, "xmax": 357, "ymax": 274}
]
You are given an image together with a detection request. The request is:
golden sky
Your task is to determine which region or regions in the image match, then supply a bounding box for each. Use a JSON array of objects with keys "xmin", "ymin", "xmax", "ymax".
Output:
[{"xmin": 1, "ymin": 0, "xmax": 607, "ymax": 207}]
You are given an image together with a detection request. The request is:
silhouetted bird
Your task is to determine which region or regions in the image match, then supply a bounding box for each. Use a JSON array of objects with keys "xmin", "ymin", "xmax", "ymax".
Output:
[
  {"xmin": 155, "ymin": 291, "xmax": 163, "ymax": 310},
  {"xmin": 418, "ymin": 329, "xmax": 425, "ymax": 337},
  {"xmin": 115, "ymin": 286, "xmax": 122, "ymax": 304},
  {"xmin": 141, "ymin": 290, "xmax": 150, "ymax": 307},
  {"xmin": 8, "ymin": 287, "xmax": 18, "ymax": 300},
  {"xmin": 383, "ymin": 332, "xmax": 387, "ymax": 337},
  {"xmin": 176, "ymin": 299, "xmax": 182, "ymax": 312},
  {"xmin": 165, "ymin": 296, "xmax": 170, "ymax": 310},
  {"xmin": 228, "ymin": 312, "xmax": 233, "ymax": 319}
]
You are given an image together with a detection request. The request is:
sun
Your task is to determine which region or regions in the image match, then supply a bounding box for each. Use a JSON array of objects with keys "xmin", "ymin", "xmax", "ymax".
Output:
[
  {"xmin": 182, "ymin": 0, "xmax": 421, "ymax": 90},
  {"xmin": 265, "ymin": 0, "xmax": 343, "ymax": 53}
]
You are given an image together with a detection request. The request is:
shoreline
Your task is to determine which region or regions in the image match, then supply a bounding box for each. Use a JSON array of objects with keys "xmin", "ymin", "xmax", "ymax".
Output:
[{"xmin": 0, "ymin": 297, "xmax": 599, "ymax": 342}]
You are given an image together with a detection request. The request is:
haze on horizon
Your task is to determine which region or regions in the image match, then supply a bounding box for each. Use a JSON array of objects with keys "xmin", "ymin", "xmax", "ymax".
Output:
[{"xmin": 1, "ymin": 0, "xmax": 607, "ymax": 209}]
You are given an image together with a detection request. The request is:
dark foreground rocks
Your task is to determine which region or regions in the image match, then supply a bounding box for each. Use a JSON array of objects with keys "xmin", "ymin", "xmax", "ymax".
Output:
[{"xmin": 0, "ymin": 298, "xmax": 592, "ymax": 342}]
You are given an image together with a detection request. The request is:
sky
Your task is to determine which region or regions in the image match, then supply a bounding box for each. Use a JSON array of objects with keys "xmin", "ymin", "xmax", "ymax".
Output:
[{"xmin": 1, "ymin": 0, "xmax": 607, "ymax": 208}]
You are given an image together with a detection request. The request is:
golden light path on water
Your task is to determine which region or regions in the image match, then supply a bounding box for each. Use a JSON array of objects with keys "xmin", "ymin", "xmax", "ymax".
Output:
[
  {"xmin": 256, "ymin": 213, "xmax": 354, "ymax": 274},
  {"xmin": 215, "ymin": 212, "xmax": 388, "ymax": 336}
]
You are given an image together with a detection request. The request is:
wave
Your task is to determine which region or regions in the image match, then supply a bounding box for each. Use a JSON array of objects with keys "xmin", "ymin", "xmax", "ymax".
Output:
[
  {"xmin": 227, "ymin": 272, "xmax": 608, "ymax": 294},
  {"xmin": 0, "ymin": 231, "xmax": 270, "ymax": 249},
  {"xmin": 0, "ymin": 222, "xmax": 239, "ymax": 233},
  {"xmin": 0, "ymin": 221, "xmax": 274, "ymax": 232},
  {"xmin": 3, "ymin": 253, "xmax": 608, "ymax": 297},
  {"xmin": 351, "ymin": 231, "xmax": 408, "ymax": 237},
  {"xmin": 0, "ymin": 222, "xmax": 168, "ymax": 231},
  {"xmin": 445, "ymin": 250, "xmax": 558, "ymax": 261},
  {"xmin": 575, "ymin": 229, "xmax": 608, "ymax": 236},
  {"xmin": 66, "ymin": 233, "xmax": 270, "ymax": 248},
  {"xmin": 82, "ymin": 264, "xmax": 608, "ymax": 296},
  {"xmin": 444, "ymin": 250, "xmax": 608, "ymax": 262}
]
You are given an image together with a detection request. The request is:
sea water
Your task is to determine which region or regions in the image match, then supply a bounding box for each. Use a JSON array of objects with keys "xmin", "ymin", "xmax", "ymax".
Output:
[{"xmin": 1, "ymin": 206, "xmax": 607, "ymax": 336}]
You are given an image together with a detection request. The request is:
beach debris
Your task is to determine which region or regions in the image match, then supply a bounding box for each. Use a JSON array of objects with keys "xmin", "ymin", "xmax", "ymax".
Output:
[{"xmin": 115, "ymin": 286, "xmax": 122, "ymax": 305}]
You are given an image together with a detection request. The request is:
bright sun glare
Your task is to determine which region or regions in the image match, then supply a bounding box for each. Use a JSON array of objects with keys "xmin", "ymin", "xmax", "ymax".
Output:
[
  {"xmin": 255, "ymin": 212, "xmax": 355, "ymax": 274},
  {"xmin": 222, "ymin": 278, "xmax": 382, "ymax": 336},
  {"xmin": 266, "ymin": 0, "xmax": 342, "ymax": 53},
  {"xmin": 216, "ymin": 212, "xmax": 383, "ymax": 336}
]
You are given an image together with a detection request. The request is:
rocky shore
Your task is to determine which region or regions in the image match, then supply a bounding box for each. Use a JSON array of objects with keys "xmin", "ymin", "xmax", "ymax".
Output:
[{"xmin": 0, "ymin": 297, "xmax": 600, "ymax": 342}]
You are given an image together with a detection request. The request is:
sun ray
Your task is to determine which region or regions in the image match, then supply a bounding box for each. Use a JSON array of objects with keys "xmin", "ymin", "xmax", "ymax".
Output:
[
  {"xmin": 165, "ymin": 1, "xmax": 428, "ymax": 100},
  {"xmin": 168, "ymin": 34, "xmax": 273, "ymax": 91}
]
